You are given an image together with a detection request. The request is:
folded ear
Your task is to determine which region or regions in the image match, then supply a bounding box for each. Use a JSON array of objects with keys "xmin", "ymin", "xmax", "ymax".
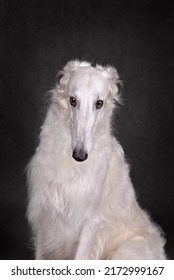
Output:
[{"xmin": 100, "ymin": 65, "xmax": 122, "ymax": 103}]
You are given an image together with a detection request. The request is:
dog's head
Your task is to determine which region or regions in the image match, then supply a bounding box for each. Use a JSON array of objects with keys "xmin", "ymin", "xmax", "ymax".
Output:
[{"xmin": 55, "ymin": 60, "xmax": 121, "ymax": 162}]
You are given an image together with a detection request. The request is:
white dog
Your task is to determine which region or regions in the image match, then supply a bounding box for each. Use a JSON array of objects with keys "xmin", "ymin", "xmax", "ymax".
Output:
[{"xmin": 27, "ymin": 60, "xmax": 166, "ymax": 259}]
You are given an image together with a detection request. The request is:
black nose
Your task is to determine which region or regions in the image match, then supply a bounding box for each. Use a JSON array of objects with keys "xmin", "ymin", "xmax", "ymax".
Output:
[{"xmin": 72, "ymin": 149, "xmax": 88, "ymax": 162}]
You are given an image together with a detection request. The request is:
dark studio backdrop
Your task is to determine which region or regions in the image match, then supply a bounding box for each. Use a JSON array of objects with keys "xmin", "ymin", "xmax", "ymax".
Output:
[{"xmin": 1, "ymin": 0, "xmax": 174, "ymax": 259}]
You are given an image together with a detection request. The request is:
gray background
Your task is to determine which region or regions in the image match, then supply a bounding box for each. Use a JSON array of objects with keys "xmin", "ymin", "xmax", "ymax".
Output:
[{"xmin": 1, "ymin": 0, "xmax": 174, "ymax": 259}]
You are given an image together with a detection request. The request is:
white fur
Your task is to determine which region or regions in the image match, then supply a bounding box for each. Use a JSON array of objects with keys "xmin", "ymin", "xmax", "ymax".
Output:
[{"xmin": 27, "ymin": 60, "xmax": 166, "ymax": 259}]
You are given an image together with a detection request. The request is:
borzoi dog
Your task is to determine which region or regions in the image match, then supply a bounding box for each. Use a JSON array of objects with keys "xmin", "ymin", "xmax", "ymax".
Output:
[{"xmin": 27, "ymin": 60, "xmax": 166, "ymax": 259}]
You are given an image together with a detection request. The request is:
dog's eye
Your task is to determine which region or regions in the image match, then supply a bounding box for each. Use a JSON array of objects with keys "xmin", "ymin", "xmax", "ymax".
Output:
[
  {"xmin": 70, "ymin": 97, "xmax": 77, "ymax": 107},
  {"xmin": 96, "ymin": 100, "xmax": 104, "ymax": 109}
]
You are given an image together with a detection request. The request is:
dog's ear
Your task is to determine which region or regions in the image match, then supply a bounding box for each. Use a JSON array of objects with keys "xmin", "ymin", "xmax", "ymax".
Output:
[
  {"xmin": 63, "ymin": 60, "xmax": 79, "ymax": 74},
  {"xmin": 56, "ymin": 62, "xmax": 79, "ymax": 104},
  {"xmin": 54, "ymin": 62, "xmax": 77, "ymax": 110},
  {"xmin": 101, "ymin": 66, "xmax": 122, "ymax": 103}
]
